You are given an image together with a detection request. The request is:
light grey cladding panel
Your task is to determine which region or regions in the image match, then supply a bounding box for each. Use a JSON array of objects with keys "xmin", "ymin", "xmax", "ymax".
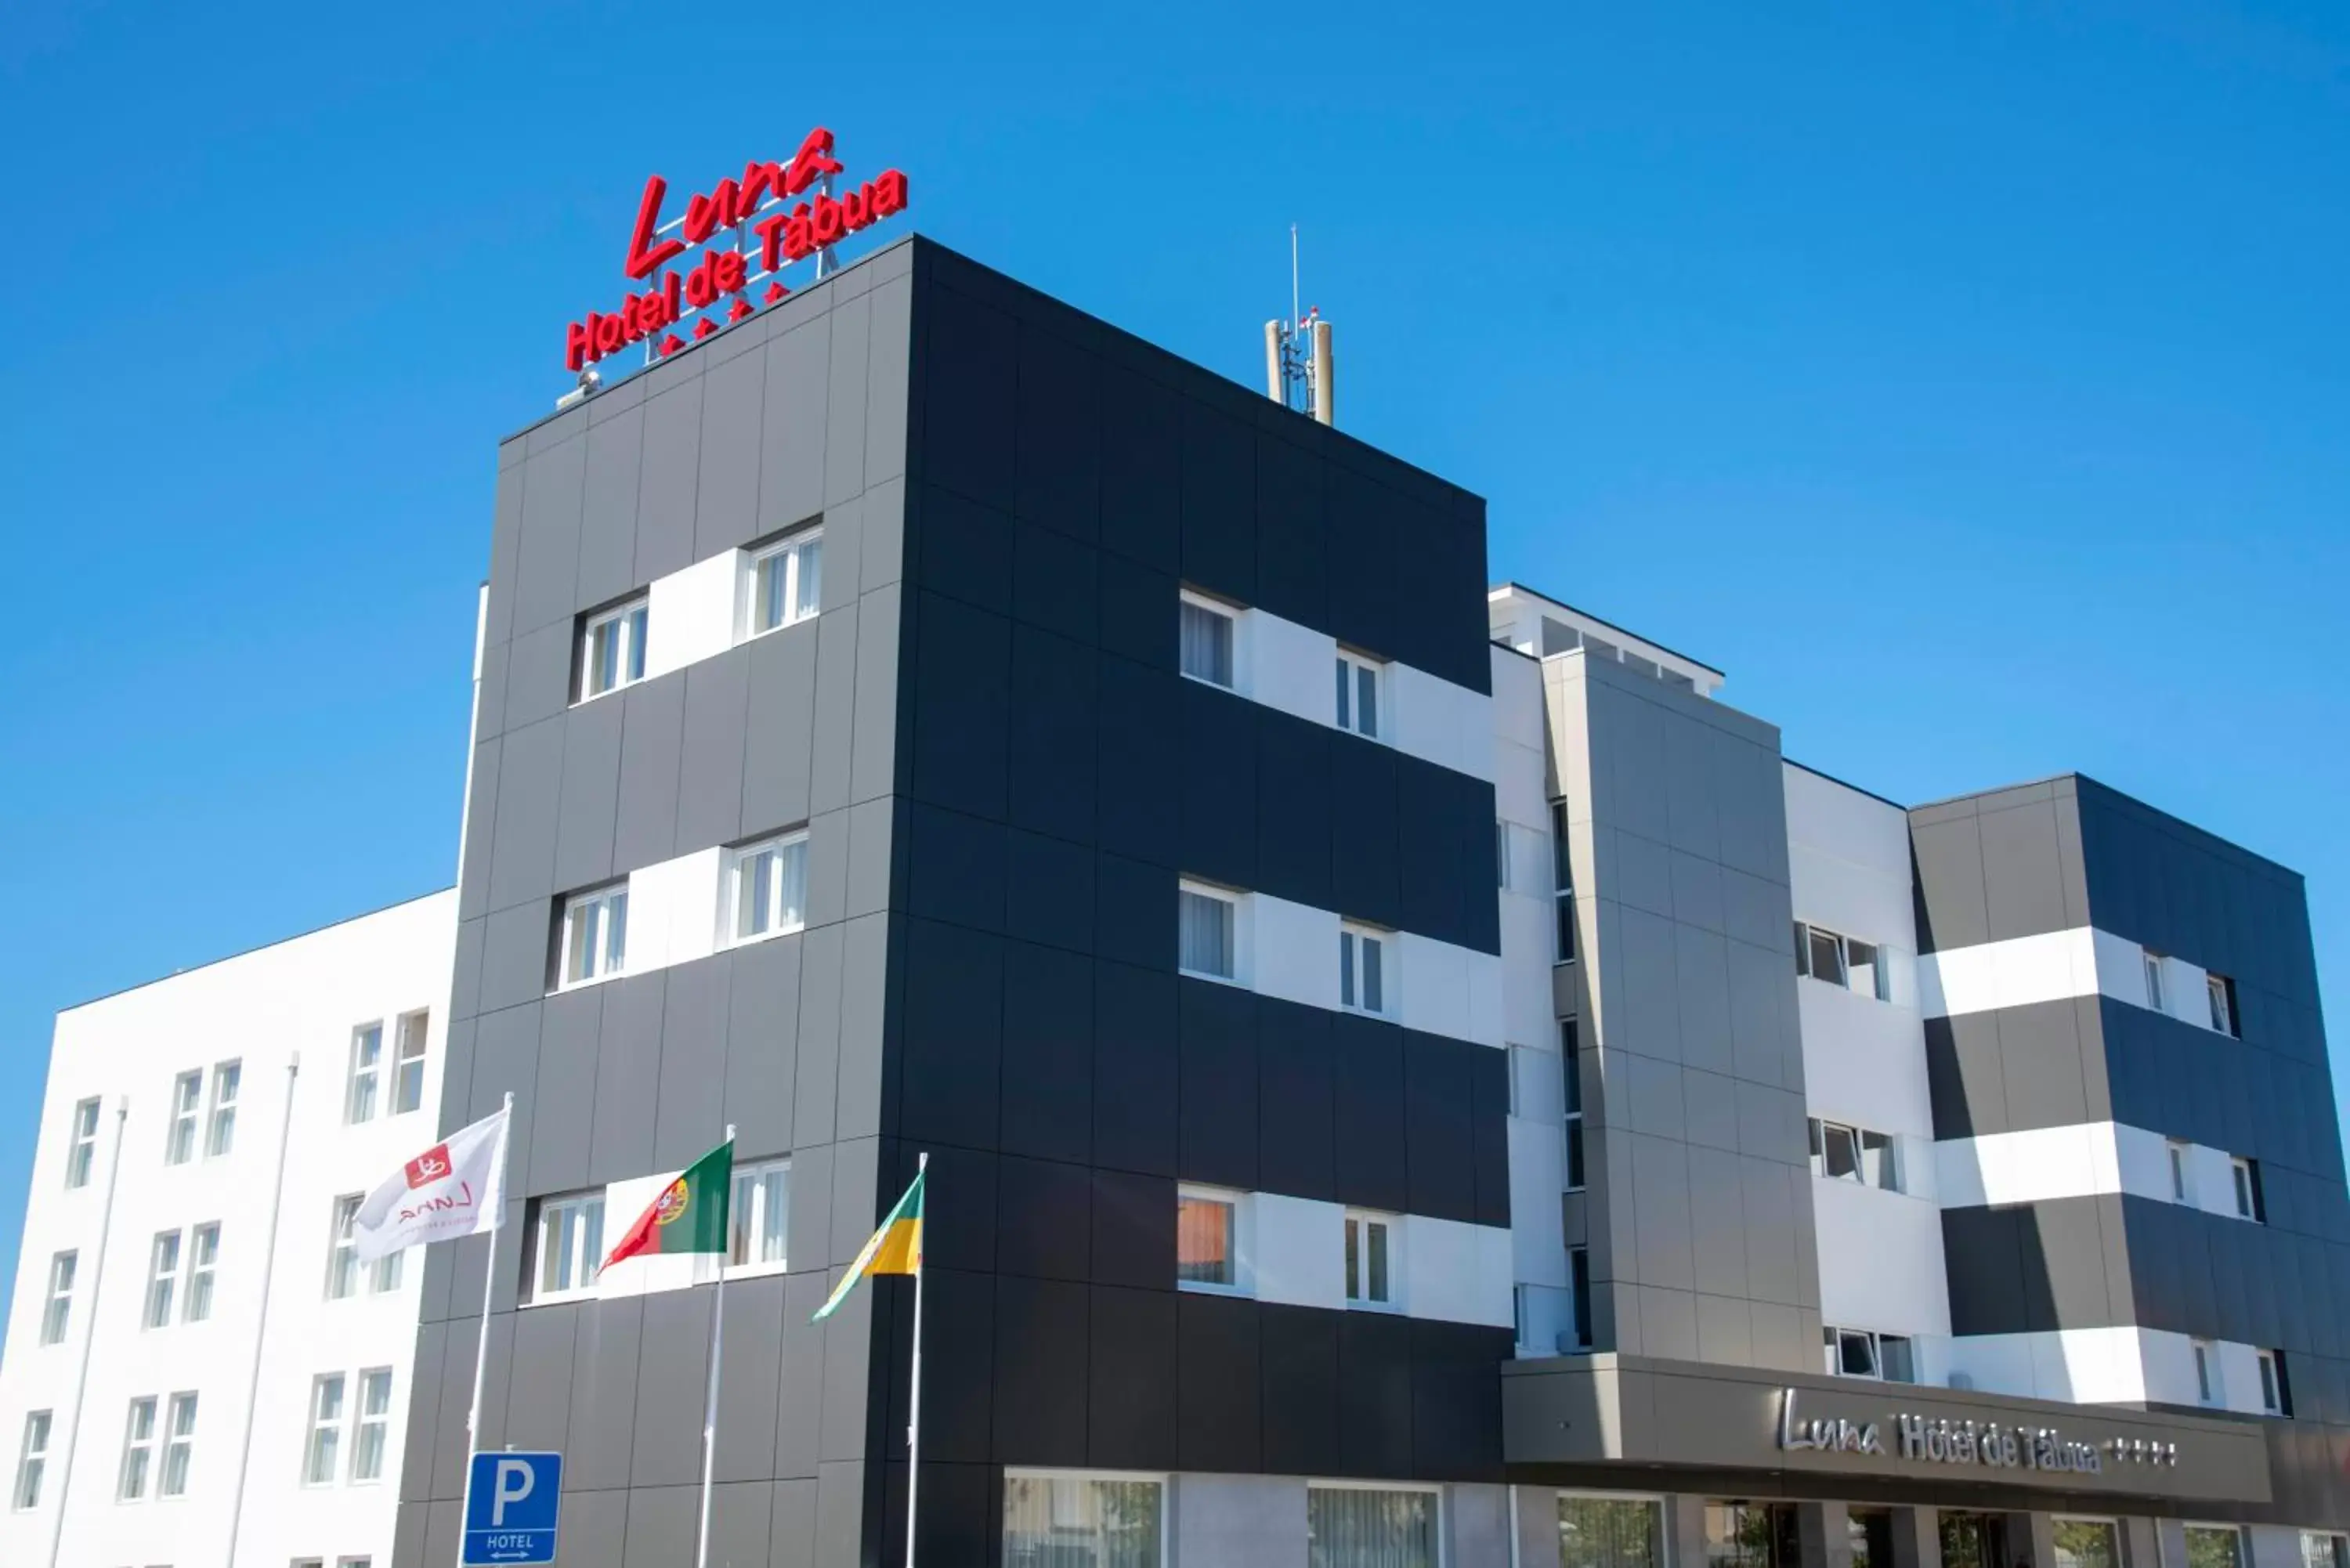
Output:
[
  {"xmin": 1636, "ymin": 1282, "xmax": 1698, "ymax": 1360},
  {"xmin": 823, "ymin": 291, "xmax": 872, "ymax": 508},
  {"xmin": 1687, "ymin": 1143, "xmax": 1752, "ymax": 1300},
  {"xmin": 865, "ymin": 273, "xmax": 912, "ymax": 487},
  {"xmin": 803, "ymin": 807, "xmax": 851, "ymax": 931},
  {"xmin": 484, "ymin": 437, "xmax": 527, "ymax": 649},
  {"xmin": 793, "ymin": 923, "xmax": 847, "ymax": 1150},
  {"xmin": 707, "ymin": 1483, "xmax": 777, "ymax": 1568},
  {"xmin": 471, "ymin": 1000, "xmax": 543, "ymax": 1131},
  {"xmin": 589, "ymin": 971, "xmax": 667, "ymax": 1184},
  {"xmin": 1616, "ymin": 906, "xmax": 1684, "ymax": 1064},
  {"xmin": 859, "ymin": 475, "xmax": 906, "ymax": 595},
  {"xmin": 630, "ymin": 1288, "xmax": 715, "ymax": 1487},
  {"xmin": 551, "ymin": 694, "xmax": 625, "ymax": 893},
  {"xmin": 531, "ymin": 987, "xmax": 602, "ymax": 1193},
  {"xmin": 814, "ymin": 1461, "xmax": 870, "ymax": 1568},
  {"xmin": 1622, "ymin": 1051, "xmax": 1686, "ymax": 1140},
  {"xmin": 505, "ymin": 620, "xmax": 574, "ymax": 732},
  {"xmin": 399, "ymin": 1319, "xmax": 449, "ymax": 1501},
  {"xmin": 1909, "ymin": 814, "xmax": 1990, "ymax": 954},
  {"xmin": 678, "ymin": 651, "xmax": 752, "ymax": 850},
  {"xmin": 1695, "ymin": 1292, "xmax": 1755, "ymax": 1366},
  {"xmin": 1674, "ymin": 923, "xmax": 1735, "ymax": 1075},
  {"xmin": 741, "ymin": 619, "xmax": 821, "ymax": 834},
  {"xmin": 775, "ymin": 1273, "xmax": 830, "ymax": 1478},
  {"xmin": 786, "ymin": 1142, "xmax": 833, "ymax": 1284},
  {"xmin": 725, "ymin": 932, "xmax": 801, "ymax": 1158},
  {"xmin": 1714, "ymin": 725, "xmax": 1791, "ymax": 887},
  {"xmin": 1662, "ymin": 714, "xmax": 1723, "ymax": 859},
  {"xmin": 1173, "ymin": 1474, "xmax": 1309, "ymax": 1568},
  {"xmin": 623, "ymin": 1484, "xmax": 698, "ymax": 1568},
  {"xmin": 653, "ymin": 956, "xmax": 732, "ymax": 1169},
  {"xmin": 696, "ymin": 343, "xmax": 768, "ymax": 557},
  {"xmin": 513, "ymin": 433, "xmax": 588, "ymax": 638},
  {"xmin": 611, "ymin": 677, "xmax": 686, "ymax": 873},
  {"xmin": 771, "ymin": 1475, "xmax": 821, "ymax": 1568},
  {"xmin": 578, "ymin": 406, "xmax": 645, "ymax": 610},
  {"xmin": 845, "ymin": 797, "xmax": 896, "ymax": 919},
  {"xmin": 1669, "ymin": 851, "xmax": 1726, "ymax": 935},
  {"xmin": 1683, "ymin": 1066, "xmax": 1741, "ymax": 1154},
  {"xmin": 636, "ymin": 378, "xmax": 705, "ymax": 582},
  {"xmin": 850, "ymin": 583, "xmax": 902, "ymax": 804},
  {"xmin": 826, "ymin": 1136, "xmax": 880, "ymax": 1269},
  {"xmin": 834, "ymin": 911, "xmax": 891, "ymax": 1143},
  {"xmin": 1737, "ymin": 1078, "xmax": 1806, "ymax": 1165},
  {"xmin": 503, "ymin": 1300, "xmax": 579, "ymax": 1452},
  {"xmin": 564, "ymin": 1295, "xmax": 646, "ymax": 1490},
  {"xmin": 713, "ymin": 1271, "xmax": 787, "ymax": 1482},
  {"xmin": 1978, "ymin": 797, "xmax": 2073, "ymax": 945},
  {"xmin": 479, "ymin": 904, "xmax": 551, "ymax": 1014},
  {"xmin": 1721, "ymin": 866, "xmax": 1786, "ymax": 954},
  {"xmin": 555, "ymin": 1488, "xmax": 627, "ymax": 1568},
  {"xmin": 808, "ymin": 599, "xmax": 862, "ymax": 816},
  {"xmin": 759, "ymin": 314, "xmax": 832, "ymax": 539},
  {"xmin": 458, "ymin": 737, "xmax": 501, "ymax": 921},
  {"xmin": 1727, "ymin": 937, "xmax": 1798, "ymax": 1090},
  {"xmin": 1601, "ymin": 683, "xmax": 1671, "ymax": 846},
  {"xmin": 1614, "ymin": 828, "xmax": 1673, "ymax": 921},
  {"xmin": 475, "ymin": 639, "xmax": 511, "ymax": 743},
  {"xmin": 1629, "ymin": 1131, "xmax": 1695, "ymax": 1292},
  {"xmin": 450, "ymin": 921, "xmax": 486, "ymax": 1027},
  {"xmin": 430, "ymin": 1304, "xmax": 486, "ymax": 1498},
  {"xmin": 487, "ymin": 715, "xmax": 566, "ymax": 913},
  {"xmin": 1741, "ymin": 1154, "xmax": 1804, "ymax": 1306}
]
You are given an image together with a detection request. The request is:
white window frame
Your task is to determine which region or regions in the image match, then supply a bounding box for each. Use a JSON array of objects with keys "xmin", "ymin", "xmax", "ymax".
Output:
[
  {"xmin": 1177, "ymin": 590, "xmax": 1238, "ymax": 690},
  {"xmin": 2232, "ymin": 1156, "xmax": 2262, "ymax": 1221},
  {"xmin": 143, "ymin": 1230, "xmax": 182, "ymax": 1330},
  {"xmin": 1175, "ymin": 1184, "xmax": 1248, "ymax": 1296},
  {"xmin": 742, "ymin": 528, "xmax": 823, "ymax": 638},
  {"xmin": 185, "ymin": 1223, "xmax": 219, "ymax": 1323},
  {"xmin": 370, "ymin": 1236, "xmax": 404, "ymax": 1297},
  {"xmin": 39, "ymin": 1252, "xmax": 75, "ymax": 1346},
  {"xmin": 723, "ymin": 833, "xmax": 810, "ymax": 948},
  {"xmin": 533, "ymin": 1190, "xmax": 607, "ymax": 1303},
  {"xmin": 1177, "ymin": 880, "xmax": 1241, "ymax": 985},
  {"xmin": 118, "ymin": 1396, "xmax": 157, "ymax": 1501},
  {"xmin": 729, "ymin": 1158, "xmax": 790, "ymax": 1272},
  {"xmin": 392, "ymin": 1010, "xmax": 429, "ymax": 1116},
  {"xmin": 65, "ymin": 1097, "xmax": 99, "ymax": 1190},
  {"xmin": 2193, "ymin": 1338, "xmax": 2221, "ymax": 1405},
  {"xmin": 1562, "ymin": 1020, "xmax": 1586, "ymax": 1193},
  {"xmin": 577, "ymin": 596, "xmax": 649, "ymax": 703},
  {"xmin": 1808, "ymin": 1118, "xmax": 1900, "ymax": 1192},
  {"xmin": 558, "ymin": 882, "xmax": 630, "ymax": 989},
  {"xmin": 1795, "ymin": 920, "xmax": 1892, "ymax": 1003},
  {"xmin": 1343, "ymin": 1209, "xmax": 1402, "ymax": 1312},
  {"xmin": 1339, "ymin": 921, "xmax": 1393, "ymax": 1017},
  {"xmin": 160, "ymin": 1391, "xmax": 196, "ymax": 1498},
  {"xmin": 1307, "ymin": 1480, "xmax": 1444, "ymax": 1568},
  {"xmin": 355, "ymin": 1368, "xmax": 394, "ymax": 1483},
  {"xmin": 1002, "ymin": 1469, "xmax": 1171, "ymax": 1568},
  {"xmin": 13, "ymin": 1409, "xmax": 49, "ymax": 1511},
  {"xmin": 2257, "ymin": 1349, "xmax": 2287, "ymax": 1415},
  {"xmin": 2144, "ymin": 949, "xmax": 2168, "ymax": 1013},
  {"xmin": 205, "ymin": 1060, "xmax": 240, "ymax": 1158},
  {"xmin": 2207, "ymin": 973, "xmax": 2237, "ymax": 1036},
  {"xmin": 327, "ymin": 1195, "xmax": 363, "ymax": 1301},
  {"xmin": 1824, "ymin": 1324, "xmax": 1914, "ymax": 1382},
  {"xmin": 303, "ymin": 1374, "xmax": 345, "ymax": 1487},
  {"xmin": 1335, "ymin": 648, "xmax": 1385, "ymax": 741},
  {"xmin": 165, "ymin": 1071, "xmax": 201, "ymax": 1165},
  {"xmin": 346, "ymin": 1022, "xmax": 384, "ymax": 1124},
  {"xmin": 1552, "ymin": 803, "xmax": 1576, "ymax": 963},
  {"xmin": 2169, "ymin": 1140, "xmax": 2193, "ymax": 1202}
]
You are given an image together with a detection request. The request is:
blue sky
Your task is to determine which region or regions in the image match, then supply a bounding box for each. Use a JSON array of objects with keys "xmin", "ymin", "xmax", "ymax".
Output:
[{"xmin": 1, "ymin": 1, "xmax": 2345, "ymax": 1312}]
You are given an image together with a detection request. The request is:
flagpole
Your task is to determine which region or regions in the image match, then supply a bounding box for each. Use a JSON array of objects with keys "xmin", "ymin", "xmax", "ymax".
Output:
[
  {"xmin": 455, "ymin": 1093, "xmax": 514, "ymax": 1568},
  {"xmin": 904, "ymin": 1151, "xmax": 929, "ymax": 1568},
  {"xmin": 695, "ymin": 1125, "xmax": 736, "ymax": 1568}
]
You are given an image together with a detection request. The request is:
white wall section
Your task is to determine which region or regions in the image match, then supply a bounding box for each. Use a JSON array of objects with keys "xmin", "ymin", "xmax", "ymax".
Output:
[
  {"xmin": 1936, "ymin": 1121, "xmax": 2271, "ymax": 1220},
  {"xmin": 1919, "ymin": 924, "xmax": 2240, "ymax": 1037},
  {"xmin": 1946, "ymin": 1325, "xmax": 2286, "ymax": 1415},
  {"xmin": 641, "ymin": 549, "xmax": 739, "ymax": 681}
]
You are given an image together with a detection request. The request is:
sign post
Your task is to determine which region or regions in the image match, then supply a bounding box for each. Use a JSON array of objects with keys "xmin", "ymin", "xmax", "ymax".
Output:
[{"xmin": 461, "ymin": 1450, "xmax": 563, "ymax": 1567}]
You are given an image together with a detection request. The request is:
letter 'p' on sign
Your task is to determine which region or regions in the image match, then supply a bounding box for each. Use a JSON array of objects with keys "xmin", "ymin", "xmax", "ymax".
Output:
[{"xmin": 463, "ymin": 1450, "xmax": 562, "ymax": 1566}]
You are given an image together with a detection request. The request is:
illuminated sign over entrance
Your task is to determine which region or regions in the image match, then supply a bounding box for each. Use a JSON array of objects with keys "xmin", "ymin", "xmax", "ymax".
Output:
[
  {"xmin": 564, "ymin": 126, "xmax": 909, "ymax": 374},
  {"xmin": 1775, "ymin": 1388, "xmax": 2177, "ymax": 1477}
]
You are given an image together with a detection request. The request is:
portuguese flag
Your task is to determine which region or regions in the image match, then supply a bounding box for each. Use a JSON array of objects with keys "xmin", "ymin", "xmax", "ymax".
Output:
[
  {"xmin": 603, "ymin": 1138, "xmax": 732, "ymax": 1270},
  {"xmin": 812, "ymin": 1166, "xmax": 924, "ymax": 1321}
]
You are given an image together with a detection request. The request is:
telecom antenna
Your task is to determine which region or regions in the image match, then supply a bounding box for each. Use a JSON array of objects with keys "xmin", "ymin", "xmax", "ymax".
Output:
[{"xmin": 1263, "ymin": 224, "xmax": 1335, "ymax": 425}]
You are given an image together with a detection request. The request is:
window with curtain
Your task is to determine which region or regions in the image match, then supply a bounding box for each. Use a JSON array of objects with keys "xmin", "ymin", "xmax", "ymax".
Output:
[
  {"xmin": 1558, "ymin": 1494, "xmax": 1662, "ymax": 1568},
  {"xmin": 1177, "ymin": 886, "xmax": 1235, "ymax": 980},
  {"xmin": 1309, "ymin": 1487, "xmax": 1437, "ymax": 1568},
  {"xmin": 1176, "ymin": 1193, "xmax": 1236, "ymax": 1289},
  {"xmin": 1179, "ymin": 598, "xmax": 1235, "ymax": 688},
  {"xmin": 2053, "ymin": 1520, "xmax": 2119, "ymax": 1568},
  {"xmin": 1002, "ymin": 1472, "xmax": 1162, "ymax": 1568}
]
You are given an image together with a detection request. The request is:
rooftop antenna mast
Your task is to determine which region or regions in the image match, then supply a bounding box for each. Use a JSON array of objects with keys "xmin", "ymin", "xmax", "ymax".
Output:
[{"xmin": 1264, "ymin": 223, "xmax": 1335, "ymax": 425}]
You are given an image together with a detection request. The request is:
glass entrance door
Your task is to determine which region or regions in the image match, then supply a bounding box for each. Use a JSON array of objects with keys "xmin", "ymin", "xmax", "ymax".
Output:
[{"xmin": 1940, "ymin": 1512, "xmax": 2014, "ymax": 1568}]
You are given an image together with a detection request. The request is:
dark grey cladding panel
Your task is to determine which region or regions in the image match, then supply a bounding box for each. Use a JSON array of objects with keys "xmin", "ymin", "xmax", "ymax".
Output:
[
  {"xmin": 1941, "ymin": 1194, "xmax": 2137, "ymax": 1337},
  {"xmin": 1907, "ymin": 782, "xmax": 2089, "ymax": 954}
]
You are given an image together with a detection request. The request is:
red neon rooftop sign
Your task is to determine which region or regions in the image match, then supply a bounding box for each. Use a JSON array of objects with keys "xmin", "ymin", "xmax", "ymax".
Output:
[{"xmin": 565, "ymin": 126, "xmax": 909, "ymax": 374}]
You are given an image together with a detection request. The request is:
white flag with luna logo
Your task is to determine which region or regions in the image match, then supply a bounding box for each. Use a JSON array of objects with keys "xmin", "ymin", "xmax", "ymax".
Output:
[{"xmin": 352, "ymin": 1106, "xmax": 511, "ymax": 1263}]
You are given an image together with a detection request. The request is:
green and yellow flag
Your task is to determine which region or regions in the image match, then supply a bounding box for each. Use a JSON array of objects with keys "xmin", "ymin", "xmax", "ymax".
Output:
[
  {"xmin": 602, "ymin": 1139, "xmax": 732, "ymax": 1271},
  {"xmin": 812, "ymin": 1167, "xmax": 924, "ymax": 1321}
]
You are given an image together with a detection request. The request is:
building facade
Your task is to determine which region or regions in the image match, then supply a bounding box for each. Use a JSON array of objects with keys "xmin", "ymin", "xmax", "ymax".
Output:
[{"xmin": 2, "ymin": 235, "xmax": 2344, "ymax": 1568}]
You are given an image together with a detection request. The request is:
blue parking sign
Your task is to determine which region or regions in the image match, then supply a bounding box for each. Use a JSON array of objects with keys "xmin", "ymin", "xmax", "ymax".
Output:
[{"xmin": 462, "ymin": 1451, "xmax": 563, "ymax": 1566}]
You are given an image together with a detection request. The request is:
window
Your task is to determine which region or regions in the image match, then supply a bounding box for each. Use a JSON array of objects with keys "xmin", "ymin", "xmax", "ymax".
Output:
[
  {"xmin": 2143, "ymin": 949, "xmax": 2167, "ymax": 1013},
  {"xmin": 1850, "ymin": 1510, "xmax": 1896, "ymax": 1568},
  {"xmin": 2053, "ymin": 1521, "xmax": 2120, "ymax": 1568},
  {"xmin": 165, "ymin": 1071, "xmax": 201, "ymax": 1165},
  {"xmin": 66, "ymin": 1097, "xmax": 99, "ymax": 1189},
  {"xmin": 725, "ymin": 833, "xmax": 809, "ymax": 945},
  {"xmin": 1553, "ymin": 804, "xmax": 1576, "ymax": 962},
  {"xmin": 1175, "ymin": 1190, "xmax": 1238, "ymax": 1291},
  {"xmin": 185, "ymin": 1225, "xmax": 219, "ymax": 1323},
  {"xmin": 2169, "ymin": 1140, "xmax": 2192, "ymax": 1201},
  {"xmin": 730, "ymin": 1159, "xmax": 789, "ymax": 1268},
  {"xmin": 559, "ymin": 882, "xmax": 629, "ymax": 988},
  {"xmin": 326, "ymin": 1195, "xmax": 362, "ymax": 1299},
  {"xmin": 1824, "ymin": 1326, "xmax": 1914, "ymax": 1382},
  {"xmin": 392, "ymin": 1012, "xmax": 428, "ymax": 1115},
  {"xmin": 2193, "ymin": 1338, "xmax": 2220, "ymax": 1404},
  {"xmin": 2258, "ymin": 1349, "xmax": 2290, "ymax": 1416},
  {"xmin": 354, "ymin": 1369, "xmax": 393, "ymax": 1483},
  {"xmin": 1309, "ymin": 1486, "xmax": 1437, "ymax": 1568},
  {"xmin": 1344, "ymin": 1212, "xmax": 1397, "ymax": 1309},
  {"xmin": 160, "ymin": 1393, "xmax": 196, "ymax": 1496},
  {"xmin": 1808, "ymin": 1119, "xmax": 1900, "ymax": 1191},
  {"xmin": 2184, "ymin": 1527, "xmax": 2244, "ymax": 1568},
  {"xmin": 2301, "ymin": 1536, "xmax": 2348, "ymax": 1568},
  {"xmin": 578, "ymin": 597, "xmax": 649, "ymax": 700},
  {"xmin": 2232, "ymin": 1157, "xmax": 2265, "ymax": 1221},
  {"xmin": 1335, "ymin": 650, "xmax": 1382, "ymax": 739},
  {"xmin": 13, "ymin": 1411, "xmax": 50, "ymax": 1511},
  {"xmin": 205, "ymin": 1061, "xmax": 240, "ymax": 1157},
  {"xmin": 119, "ymin": 1396, "xmax": 157, "ymax": 1500},
  {"xmin": 1178, "ymin": 594, "xmax": 1235, "ymax": 688},
  {"xmin": 1177, "ymin": 883, "xmax": 1236, "ymax": 981},
  {"xmin": 304, "ymin": 1375, "xmax": 345, "ymax": 1485},
  {"xmin": 1003, "ymin": 1473, "xmax": 1164, "ymax": 1568},
  {"xmin": 1706, "ymin": 1502, "xmax": 1796, "ymax": 1568},
  {"xmin": 535, "ymin": 1191, "xmax": 606, "ymax": 1300},
  {"xmin": 39, "ymin": 1252, "xmax": 75, "ymax": 1346},
  {"xmin": 1569, "ymin": 1245, "xmax": 1593, "ymax": 1350},
  {"xmin": 745, "ymin": 529, "xmax": 822, "ymax": 636},
  {"xmin": 1495, "ymin": 821, "xmax": 1510, "ymax": 890},
  {"xmin": 1793, "ymin": 922, "xmax": 1893, "ymax": 1002},
  {"xmin": 144, "ymin": 1231, "xmax": 182, "ymax": 1328},
  {"xmin": 1557, "ymin": 1494, "xmax": 1663, "ymax": 1568},
  {"xmin": 1339, "ymin": 923, "xmax": 1389, "ymax": 1015},
  {"xmin": 2207, "ymin": 974, "xmax": 2239, "ymax": 1036},
  {"xmin": 346, "ymin": 1024, "xmax": 382, "ymax": 1124},
  {"xmin": 1563, "ymin": 1021, "xmax": 1586, "ymax": 1191}
]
